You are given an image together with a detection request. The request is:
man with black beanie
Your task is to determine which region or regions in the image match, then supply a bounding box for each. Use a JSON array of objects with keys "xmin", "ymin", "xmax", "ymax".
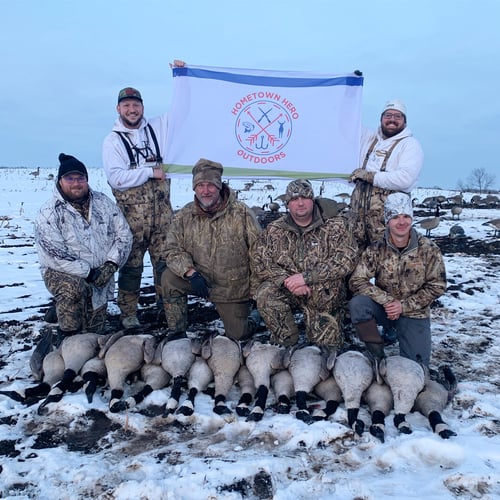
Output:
[{"xmin": 35, "ymin": 153, "xmax": 132, "ymax": 346}]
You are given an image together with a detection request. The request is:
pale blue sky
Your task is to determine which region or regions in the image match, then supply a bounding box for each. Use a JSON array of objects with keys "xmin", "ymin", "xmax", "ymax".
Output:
[{"xmin": 1, "ymin": 0, "xmax": 498, "ymax": 189}]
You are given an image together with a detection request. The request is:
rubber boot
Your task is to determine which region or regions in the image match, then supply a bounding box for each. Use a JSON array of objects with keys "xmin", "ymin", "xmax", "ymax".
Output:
[
  {"xmin": 117, "ymin": 289, "xmax": 140, "ymax": 329},
  {"xmin": 354, "ymin": 319, "xmax": 385, "ymax": 382},
  {"xmin": 353, "ymin": 319, "xmax": 384, "ymax": 344},
  {"xmin": 164, "ymin": 294, "xmax": 188, "ymax": 335},
  {"xmin": 55, "ymin": 328, "xmax": 80, "ymax": 348},
  {"xmin": 365, "ymin": 342, "xmax": 386, "ymax": 362}
]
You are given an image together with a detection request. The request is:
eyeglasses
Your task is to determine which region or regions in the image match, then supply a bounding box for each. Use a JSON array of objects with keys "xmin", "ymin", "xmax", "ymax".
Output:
[
  {"xmin": 62, "ymin": 175, "xmax": 87, "ymax": 184},
  {"xmin": 382, "ymin": 112, "xmax": 404, "ymax": 120}
]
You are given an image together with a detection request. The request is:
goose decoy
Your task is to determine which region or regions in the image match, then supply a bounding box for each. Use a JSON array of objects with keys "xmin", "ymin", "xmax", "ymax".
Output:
[
  {"xmin": 483, "ymin": 218, "xmax": 500, "ymax": 237},
  {"xmin": 450, "ymin": 206, "xmax": 463, "ymax": 220},
  {"xmin": 416, "ymin": 207, "xmax": 441, "ymax": 237}
]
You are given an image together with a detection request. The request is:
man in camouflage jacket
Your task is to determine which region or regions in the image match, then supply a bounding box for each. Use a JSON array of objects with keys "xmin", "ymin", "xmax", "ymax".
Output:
[
  {"xmin": 251, "ymin": 179, "xmax": 358, "ymax": 348},
  {"xmin": 161, "ymin": 159, "xmax": 262, "ymax": 340},
  {"xmin": 349, "ymin": 192, "xmax": 446, "ymax": 366}
]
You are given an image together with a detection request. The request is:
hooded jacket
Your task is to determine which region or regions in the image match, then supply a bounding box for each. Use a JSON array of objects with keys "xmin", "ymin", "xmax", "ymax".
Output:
[
  {"xmin": 102, "ymin": 115, "xmax": 168, "ymax": 191},
  {"xmin": 35, "ymin": 185, "xmax": 133, "ymax": 309},
  {"xmin": 360, "ymin": 125, "xmax": 423, "ymax": 193}
]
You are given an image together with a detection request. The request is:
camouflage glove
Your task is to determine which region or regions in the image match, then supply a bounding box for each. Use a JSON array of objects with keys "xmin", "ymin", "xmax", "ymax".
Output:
[
  {"xmin": 349, "ymin": 168, "xmax": 375, "ymax": 184},
  {"xmin": 188, "ymin": 271, "xmax": 210, "ymax": 298},
  {"xmin": 87, "ymin": 261, "xmax": 118, "ymax": 288}
]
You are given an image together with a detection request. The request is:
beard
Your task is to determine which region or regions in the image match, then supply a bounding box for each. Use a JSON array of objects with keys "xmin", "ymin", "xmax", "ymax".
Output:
[
  {"xmin": 381, "ymin": 122, "xmax": 405, "ymax": 138},
  {"xmin": 120, "ymin": 113, "xmax": 143, "ymax": 129}
]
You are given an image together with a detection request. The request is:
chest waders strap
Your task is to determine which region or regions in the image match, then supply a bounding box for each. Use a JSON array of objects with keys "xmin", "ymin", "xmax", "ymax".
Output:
[
  {"xmin": 114, "ymin": 124, "xmax": 162, "ymax": 168},
  {"xmin": 358, "ymin": 136, "xmax": 406, "ymax": 244}
]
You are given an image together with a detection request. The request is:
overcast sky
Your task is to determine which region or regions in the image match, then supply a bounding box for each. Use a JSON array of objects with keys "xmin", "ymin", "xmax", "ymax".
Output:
[{"xmin": 1, "ymin": 0, "xmax": 498, "ymax": 190}]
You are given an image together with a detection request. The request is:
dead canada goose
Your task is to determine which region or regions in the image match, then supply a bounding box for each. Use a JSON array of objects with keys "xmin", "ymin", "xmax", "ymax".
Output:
[
  {"xmin": 483, "ymin": 218, "xmax": 500, "ymax": 237},
  {"xmin": 416, "ymin": 207, "xmax": 441, "ymax": 237}
]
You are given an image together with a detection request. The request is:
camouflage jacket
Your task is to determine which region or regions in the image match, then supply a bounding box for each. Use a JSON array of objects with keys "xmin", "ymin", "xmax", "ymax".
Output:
[
  {"xmin": 35, "ymin": 185, "xmax": 133, "ymax": 309},
  {"xmin": 251, "ymin": 205, "xmax": 358, "ymax": 290},
  {"xmin": 349, "ymin": 228, "xmax": 446, "ymax": 318},
  {"xmin": 165, "ymin": 185, "xmax": 261, "ymax": 303}
]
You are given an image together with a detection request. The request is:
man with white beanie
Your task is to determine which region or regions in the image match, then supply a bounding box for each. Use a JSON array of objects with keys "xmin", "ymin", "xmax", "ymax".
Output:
[
  {"xmin": 348, "ymin": 192, "xmax": 446, "ymax": 367},
  {"xmin": 348, "ymin": 99, "xmax": 424, "ymax": 249}
]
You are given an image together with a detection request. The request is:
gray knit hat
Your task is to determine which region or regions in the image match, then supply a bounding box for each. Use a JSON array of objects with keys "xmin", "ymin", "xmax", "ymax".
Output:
[{"xmin": 384, "ymin": 192, "xmax": 413, "ymax": 223}]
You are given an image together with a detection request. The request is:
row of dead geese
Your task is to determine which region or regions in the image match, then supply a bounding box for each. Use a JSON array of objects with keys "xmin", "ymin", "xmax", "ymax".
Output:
[{"xmin": 0, "ymin": 332, "xmax": 457, "ymax": 442}]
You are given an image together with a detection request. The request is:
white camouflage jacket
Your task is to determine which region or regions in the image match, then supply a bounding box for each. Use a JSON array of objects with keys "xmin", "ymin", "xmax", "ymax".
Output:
[{"xmin": 34, "ymin": 185, "xmax": 133, "ymax": 309}]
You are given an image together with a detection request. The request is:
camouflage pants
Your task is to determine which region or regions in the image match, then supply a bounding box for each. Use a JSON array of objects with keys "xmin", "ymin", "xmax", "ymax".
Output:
[
  {"xmin": 349, "ymin": 182, "xmax": 392, "ymax": 250},
  {"xmin": 254, "ymin": 280, "xmax": 346, "ymax": 348},
  {"xmin": 161, "ymin": 268, "xmax": 252, "ymax": 340},
  {"xmin": 113, "ymin": 180, "xmax": 172, "ymax": 316},
  {"xmin": 43, "ymin": 268, "xmax": 107, "ymax": 333}
]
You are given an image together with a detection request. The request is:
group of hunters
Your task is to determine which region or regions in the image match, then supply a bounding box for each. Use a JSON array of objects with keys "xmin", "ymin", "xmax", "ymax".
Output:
[{"xmin": 34, "ymin": 61, "xmax": 446, "ymax": 371}]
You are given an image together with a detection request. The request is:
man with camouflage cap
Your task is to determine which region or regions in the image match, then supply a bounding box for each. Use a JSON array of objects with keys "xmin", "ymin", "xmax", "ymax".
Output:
[
  {"xmin": 161, "ymin": 159, "xmax": 262, "ymax": 340},
  {"xmin": 349, "ymin": 192, "xmax": 446, "ymax": 366},
  {"xmin": 251, "ymin": 179, "xmax": 358, "ymax": 348}
]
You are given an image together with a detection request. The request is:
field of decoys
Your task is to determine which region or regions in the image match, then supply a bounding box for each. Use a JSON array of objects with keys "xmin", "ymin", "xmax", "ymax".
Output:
[{"xmin": 0, "ymin": 166, "xmax": 499, "ymax": 500}]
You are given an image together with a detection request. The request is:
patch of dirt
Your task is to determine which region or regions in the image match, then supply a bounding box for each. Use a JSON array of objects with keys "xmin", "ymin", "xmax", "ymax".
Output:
[
  {"xmin": 434, "ymin": 236, "xmax": 500, "ymax": 256},
  {"xmin": 0, "ymin": 439, "xmax": 20, "ymax": 457},
  {"xmin": 65, "ymin": 409, "xmax": 121, "ymax": 453},
  {"xmin": 29, "ymin": 410, "xmax": 121, "ymax": 454}
]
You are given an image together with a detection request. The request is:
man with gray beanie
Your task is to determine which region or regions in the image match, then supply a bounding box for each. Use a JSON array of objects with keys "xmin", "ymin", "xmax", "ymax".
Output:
[
  {"xmin": 348, "ymin": 99, "xmax": 424, "ymax": 250},
  {"xmin": 161, "ymin": 158, "xmax": 262, "ymax": 341},
  {"xmin": 251, "ymin": 179, "xmax": 358, "ymax": 349},
  {"xmin": 348, "ymin": 192, "xmax": 446, "ymax": 368}
]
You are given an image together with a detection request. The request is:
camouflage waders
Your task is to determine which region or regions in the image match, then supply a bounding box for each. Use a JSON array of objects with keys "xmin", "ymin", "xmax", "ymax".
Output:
[
  {"xmin": 254, "ymin": 281, "xmax": 346, "ymax": 349},
  {"xmin": 349, "ymin": 137, "xmax": 405, "ymax": 250},
  {"xmin": 113, "ymin": 179, "xmax": 172, "ymax": 320},
  {"xmin": 349, "ymin": 182, "xmax": 392, "ymax": 249},
  {"xmin": 161, "ymin": 268, "xmax": 252, "ymax": 340}
]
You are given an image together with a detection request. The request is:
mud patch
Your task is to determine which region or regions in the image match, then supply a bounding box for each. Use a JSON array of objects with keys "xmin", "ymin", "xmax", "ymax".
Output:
[
  {"xmin": 30, "ymin": 410, "xmax": 120, "ymax": 453},
  {"xmin": 66, "ymin": 409, "xmax": 121, "ymax": 453},
  {"xmin": 0, "ymin": 439, "xmax": 20, "ymax": 457}
]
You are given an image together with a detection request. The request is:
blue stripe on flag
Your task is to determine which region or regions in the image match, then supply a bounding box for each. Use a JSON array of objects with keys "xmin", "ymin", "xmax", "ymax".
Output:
[{"xmin": 172, "ymin": 67, "xmax": 363, "ymax": 88}]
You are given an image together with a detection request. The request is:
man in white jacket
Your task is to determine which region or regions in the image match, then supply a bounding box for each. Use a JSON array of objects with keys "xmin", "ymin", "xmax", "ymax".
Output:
[
  {"xmin": 348, "ymin": 99, "xmax": 424, "ymax": 250},
  {"xmin": 102, "ymin": 60, "xmax": 184, "ymax": 329},
  {"xmin": 35, "ymin": 154, "xmax": 132, "ymax": 345}
]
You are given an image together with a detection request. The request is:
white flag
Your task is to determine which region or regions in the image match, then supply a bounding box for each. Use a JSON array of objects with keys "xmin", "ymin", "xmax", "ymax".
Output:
[{"xmin": 165, "ymin": 65, "xmax": 363, "ymax": 180}]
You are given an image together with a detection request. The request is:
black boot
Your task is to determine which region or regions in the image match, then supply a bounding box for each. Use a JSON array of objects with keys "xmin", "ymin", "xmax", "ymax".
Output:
[
  {"xmin": 365, "ymin": 342, "xmax": 386, "ymax": 362},
  {"xmin": 55, "ymin": 328, "xmax": 80, "ymax": 348}
]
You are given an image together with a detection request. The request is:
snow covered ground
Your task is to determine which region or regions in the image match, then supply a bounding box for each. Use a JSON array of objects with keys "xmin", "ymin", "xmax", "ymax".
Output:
[{"xmin": 0, "ymin": 167, "xmax": 499, "ymax": 499}]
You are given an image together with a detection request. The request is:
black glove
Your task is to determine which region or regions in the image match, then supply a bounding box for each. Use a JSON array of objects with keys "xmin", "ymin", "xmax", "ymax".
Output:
[
  {"xmin": 188, "ymin": 271, "xmax": 210, "ymax": 298},
  {"xmin": 87, "ymin": 261, "xmax": 118, "ymax": 288}
]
